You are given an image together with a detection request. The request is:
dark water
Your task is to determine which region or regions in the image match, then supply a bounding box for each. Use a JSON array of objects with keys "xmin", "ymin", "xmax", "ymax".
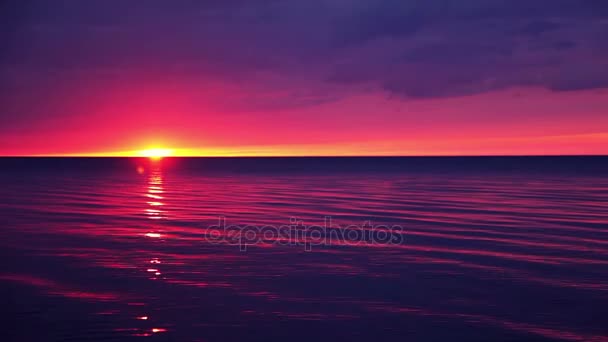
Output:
[{"xmin": 1, "ymin": 157, "xmax": 607, "ymax": 341}]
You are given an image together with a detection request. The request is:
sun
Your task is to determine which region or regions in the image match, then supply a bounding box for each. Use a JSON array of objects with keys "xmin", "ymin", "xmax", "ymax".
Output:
[{"xmin": 138, "ymin": 148, "xmax": 174, "ymax": 160}]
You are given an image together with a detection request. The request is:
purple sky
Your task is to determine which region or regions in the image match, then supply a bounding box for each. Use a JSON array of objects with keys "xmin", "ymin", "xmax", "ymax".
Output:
[{"xmin": 1, "ymin": 0, "xmax": 607, "ymax": 155}]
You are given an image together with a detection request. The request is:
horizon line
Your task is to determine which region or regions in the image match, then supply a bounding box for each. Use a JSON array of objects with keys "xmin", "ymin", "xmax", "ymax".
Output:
[{"xmin": 1, "ymin": 154, "xmax": 607, "ymax": 158}]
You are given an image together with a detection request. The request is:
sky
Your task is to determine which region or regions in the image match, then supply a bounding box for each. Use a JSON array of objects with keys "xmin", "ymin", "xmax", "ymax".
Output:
[{"xmin": 1, "ymin": 0, "xmax": 607, "ymax": 156}]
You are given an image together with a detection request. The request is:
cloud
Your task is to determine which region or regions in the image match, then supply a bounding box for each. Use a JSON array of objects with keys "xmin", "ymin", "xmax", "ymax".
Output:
[
  {"xmin": 1, "ymin": 0, "xmax": 607, "ymax": 108},
  {"xmin": 325, "ymin": 0, "xmax": 608, "ymax": 98}
]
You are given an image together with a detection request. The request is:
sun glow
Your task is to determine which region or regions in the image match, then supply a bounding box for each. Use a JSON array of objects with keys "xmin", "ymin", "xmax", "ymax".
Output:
[{"xmin": 138, "ymin": 148, "xmax": 174, "ymax": 160}]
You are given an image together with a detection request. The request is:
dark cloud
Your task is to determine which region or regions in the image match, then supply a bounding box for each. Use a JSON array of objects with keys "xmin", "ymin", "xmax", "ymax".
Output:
[
  {"xmin": 548, "ymin": 67, "xmax": 608, "ymax": 92},
  {"xmin": 553, "ymin": 41, "xmax": 577, "ymax": 50},
  {"xmin": 520, "ymin": 20, "xmax": 562, "ymax": 36},
  {"xmin": 325, "ymin": 0, "xmax": 608, "ymax": 98},
  {"xmin": 1, "ymin": 0, "xmax": 608, "ymax": 107}
]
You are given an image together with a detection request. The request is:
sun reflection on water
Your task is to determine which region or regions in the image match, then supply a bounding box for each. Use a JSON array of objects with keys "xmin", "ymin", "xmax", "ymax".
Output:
[
  {"xmin": 133, "ymin": 161, "xmax": 169, "ymax": 335},
  {"xmin": 143, "ymin": 164, "xmax": 166, "ymax": 280},
  {"xmin": 145, "ymin": 169, "xmax": 165, "ymax": 220}
]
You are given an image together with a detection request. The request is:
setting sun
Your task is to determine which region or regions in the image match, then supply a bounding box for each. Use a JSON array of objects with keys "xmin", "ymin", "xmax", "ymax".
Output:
[{"xmin": 138, "ymin": 148, "xmax": 174, "ymax": 160}]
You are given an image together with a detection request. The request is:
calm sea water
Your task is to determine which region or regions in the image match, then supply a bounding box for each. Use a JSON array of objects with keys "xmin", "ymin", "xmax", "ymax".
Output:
[{"xmin": 1, "ymin": 157, "xmax": 607, "ymax": 341}]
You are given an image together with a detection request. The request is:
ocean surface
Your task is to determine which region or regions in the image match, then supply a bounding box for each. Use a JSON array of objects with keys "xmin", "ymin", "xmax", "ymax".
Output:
[{"xmin": 1, "ymin": 157, "xmax": 607, "ymax": 341}]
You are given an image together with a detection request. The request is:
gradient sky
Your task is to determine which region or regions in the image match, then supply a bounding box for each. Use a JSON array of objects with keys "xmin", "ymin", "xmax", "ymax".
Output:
[{"xmin": 1, "ymin": 0, "xmax": 607, "ymax": 156}]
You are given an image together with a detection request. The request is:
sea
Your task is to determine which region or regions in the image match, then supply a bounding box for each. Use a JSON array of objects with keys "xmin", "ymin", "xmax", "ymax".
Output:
[{"xmin": 1, "ymin": 157, "xmax": 607, "ymax": 341}]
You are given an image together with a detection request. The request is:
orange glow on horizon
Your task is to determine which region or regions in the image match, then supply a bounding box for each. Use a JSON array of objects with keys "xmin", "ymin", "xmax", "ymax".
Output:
[
  {"xmin": 16, "ymin": 132, "xmax": 608, "ymax": 157},
  {"xmin": 18, "ymin": 132, "xmax": 608, "ymax": 157},
  {"xmin": 1, "ymin": 88, "xmax": 606, "ymax": 157}
]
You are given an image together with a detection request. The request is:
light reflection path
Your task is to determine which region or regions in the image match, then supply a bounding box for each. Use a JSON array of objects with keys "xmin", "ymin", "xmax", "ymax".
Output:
[
  {"xmin": 139, "ymin": 160, "xmax": 168, "ymax": 335},
  {"xmin": 145, "ymin": 164, "xmax": 166, "ymax": 221}
]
